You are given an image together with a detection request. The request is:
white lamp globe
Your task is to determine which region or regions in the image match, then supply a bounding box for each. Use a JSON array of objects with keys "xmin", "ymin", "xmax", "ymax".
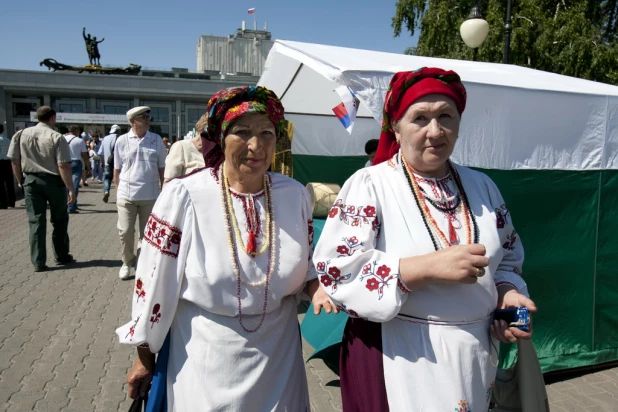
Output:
[{"xmin": 460, "ymin": 18, "xmax": 490, "ymax": 49}]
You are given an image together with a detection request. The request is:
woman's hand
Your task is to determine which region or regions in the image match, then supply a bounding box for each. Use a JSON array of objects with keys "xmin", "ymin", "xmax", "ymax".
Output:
[
  {"xmin": 400, "ymin": 244, "xmax": 490, "ymax": 290},
  {"xmin": 127, "ymin": 348, "xmax": 155, "ymax": 399},
  {"xmin": 305, "ymin": 279, "xmax": 339, "ymax": 315},
  {"xmin": 491, "ymin": 286, "xmax": 538, "ymax": 343}
]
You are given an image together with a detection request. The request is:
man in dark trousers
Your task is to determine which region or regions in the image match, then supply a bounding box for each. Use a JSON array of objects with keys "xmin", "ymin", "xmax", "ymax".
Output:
[
  {"xmin": 0, "ymin": 125, "xmax": 16, "ymax": 209},
  {"xmin": 7, "ymin": 106, "xmax": 77, "ymax": 272}
]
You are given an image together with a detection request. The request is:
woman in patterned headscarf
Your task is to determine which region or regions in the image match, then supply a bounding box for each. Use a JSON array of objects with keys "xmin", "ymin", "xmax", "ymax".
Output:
[
  {"xmin": 117, "ymin": 86, "xmax": 334, "ymax": 411},
  {"xmin": 313, "ymin": 68, "xmax": 537, "ymax": 411}
]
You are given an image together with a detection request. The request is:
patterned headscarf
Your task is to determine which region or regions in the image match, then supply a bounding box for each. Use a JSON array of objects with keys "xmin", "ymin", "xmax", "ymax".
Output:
[
  {"xmin": 373, "ymin": 67, "xmax": 467, "ymax": 165},
  {"xmin": 201, "ymin": 85, "xmax": 286, "ymax": 168}
]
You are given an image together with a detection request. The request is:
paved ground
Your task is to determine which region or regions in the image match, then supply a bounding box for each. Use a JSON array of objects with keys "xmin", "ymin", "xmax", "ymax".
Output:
[{"xmin": 0, "ymin": 182, "xmax": 617, "ymax": 411}]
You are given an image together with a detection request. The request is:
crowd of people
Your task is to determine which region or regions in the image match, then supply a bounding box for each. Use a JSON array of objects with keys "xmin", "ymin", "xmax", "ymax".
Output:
[{"xmin": 1, "ymin": 68, "xmax": 536, "ymax": 411}]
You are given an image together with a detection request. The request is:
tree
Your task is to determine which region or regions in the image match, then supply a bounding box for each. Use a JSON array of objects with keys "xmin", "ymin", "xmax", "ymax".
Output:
[{"xmin": 392, "ymin": 0, "xmax": 618, "ymax": 85}]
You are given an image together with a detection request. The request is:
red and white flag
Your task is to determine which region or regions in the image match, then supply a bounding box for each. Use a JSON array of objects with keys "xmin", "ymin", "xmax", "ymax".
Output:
[{"xmin": 248, "ymin": 8, "xmax": 256, "ymax": 14}]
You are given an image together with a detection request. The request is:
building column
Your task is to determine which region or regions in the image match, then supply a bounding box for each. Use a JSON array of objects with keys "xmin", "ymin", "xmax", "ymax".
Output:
[
  {"xmin": 133, "ymin": 98, "xmax": 139, "ymax": 108},
  {"xmin": 43, "ymin": 94, "xmax": 51, "ymax": 107},
  {"xmin": 176, "ymin": 100, "xmax": 182, "ymax": 138},
  {"xmin": 0, "ymin": 89, "xmax": 6, "ymax": 131}
]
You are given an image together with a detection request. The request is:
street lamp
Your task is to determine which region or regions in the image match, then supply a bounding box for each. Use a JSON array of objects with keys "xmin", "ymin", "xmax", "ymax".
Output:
[
  {"xmin": 503, "ymin": 0, "xmax": 513, "ymax": 64},
  {"xmin": 459, "ymin": 1, "xmax": 490, "ymax": 60}
]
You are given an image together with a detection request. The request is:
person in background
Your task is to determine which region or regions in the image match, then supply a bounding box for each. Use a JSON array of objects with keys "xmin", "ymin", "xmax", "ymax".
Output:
[
  {"xmin": 80, "ymin": 132, "xmax": 91, "ymax": 187},
  {"xmin": 163, "ymin": 115, "xmax": 206, "ymax": 185},
  {"xmin": 65, "ymin": 125, "xmax": 90, "ymax": 213},
  {"xmin": 89, "ymin": 134, "xmax": 103, "ymax": 183},
  {"xmin": 0, "ymin": 125, "xmax": 16, "ymax": 209},
  {"xmin": 113, "ymin": 107, "xmax": 166, "ymax": 280},
  {"xmin": 98, "ymin": 124, "xmax": 121, "ymax": 203},
  {"xmin": 162, "ymin": 137, "xmax": 171, "ymax": 154},
  {"xmin": 7, "ymin": 106, "xmax": 76, "ymax": 271},
  {"xmin": 364, "ymin": 138, "xmax": 379, "ymax": 167}
]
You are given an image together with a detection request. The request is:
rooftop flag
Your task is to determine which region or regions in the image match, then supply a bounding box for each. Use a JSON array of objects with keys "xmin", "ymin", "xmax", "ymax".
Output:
[{"xmin": 248, "ymin": 8, "xmax": 256, "ymax": 14}]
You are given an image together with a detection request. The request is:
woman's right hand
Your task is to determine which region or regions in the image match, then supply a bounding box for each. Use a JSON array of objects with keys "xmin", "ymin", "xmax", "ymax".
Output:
[
  {"xmin": 127, "ymin": 349, "xmax": 155, "ymax": 399},
  {"xmin": 400, "ymin": 244, "xmax": 489, "ymax": 289}
]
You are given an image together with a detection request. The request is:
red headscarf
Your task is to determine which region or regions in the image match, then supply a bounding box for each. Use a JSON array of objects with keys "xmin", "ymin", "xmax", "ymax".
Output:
[{"xmin": 372, "ymin": 67, "xmax": 467, "ymax": 165}]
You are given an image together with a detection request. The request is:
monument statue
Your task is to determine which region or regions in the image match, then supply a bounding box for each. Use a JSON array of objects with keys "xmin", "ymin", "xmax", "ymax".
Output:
[
  {"xmin": 40, "ymin": 29, "xmax": 140, "ymax": 75},
  {"xmin": 82, "ymin": 27, "xmax": 105, "ymax": 66}
]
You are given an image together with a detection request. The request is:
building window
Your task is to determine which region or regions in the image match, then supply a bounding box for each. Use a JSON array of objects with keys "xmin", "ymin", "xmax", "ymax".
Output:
[
  {"xmin": 13, "ymin": 102, "xmax": 38, "ymax": 117},
  {"xmin": 150, "ymin": 107, "xmax": 169, "ymax": 122},
  {"xmin": 59, "ymin": 104, "xmax": 84, "ymax": 113},
  {"xmin": 103, "ymin": 105, "xmax": 128, "ymax": 115},
  {"xmin": 150, "ymin": 125, "xmax": 170, "ymax": 137},
  {"xmin": 187, "ymin": 109, "xmax": 202, "ymax": 127}
]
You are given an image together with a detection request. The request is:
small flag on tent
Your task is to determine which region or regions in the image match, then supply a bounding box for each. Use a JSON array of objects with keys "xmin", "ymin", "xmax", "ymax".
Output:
[
  {"xmin": 248, "ymin": 8, "xmax": 256, "ymax": 14},
  {"xmin": 332, "ymin": 86, "xmax": 360, "ymax": 134}
]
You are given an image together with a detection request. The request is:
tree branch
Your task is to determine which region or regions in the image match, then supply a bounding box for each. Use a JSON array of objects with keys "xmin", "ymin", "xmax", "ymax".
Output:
[{"xmin": 516, "ymin": 15, "xmax": 534, "ymax": 25}]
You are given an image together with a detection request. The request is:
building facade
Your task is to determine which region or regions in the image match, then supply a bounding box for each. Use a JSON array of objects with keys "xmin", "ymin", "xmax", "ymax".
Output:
[
  {"xmin": 0, "ymin": 68, "xmax": 259, "ymax": 139},
  {"xmin": 196, "ymin": 26, "xmax": 274, "ymax": 77}
]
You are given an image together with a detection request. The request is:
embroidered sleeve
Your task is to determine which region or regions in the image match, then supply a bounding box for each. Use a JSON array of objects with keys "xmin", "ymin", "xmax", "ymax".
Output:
[
  {"xmin": 483, "ymin": 175, "xmax": 528, "ymax": 297},
  {"xmin": 313, "ymin": 169, "xmax": 407, "ymax": 322},
  {"xmin": 115, "ymin": 180, "xmax": 193, "ymax": 352}
]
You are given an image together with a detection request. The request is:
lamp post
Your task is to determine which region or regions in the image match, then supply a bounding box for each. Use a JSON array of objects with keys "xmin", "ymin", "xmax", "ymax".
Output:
[
  {"xmin": 459, "ymin": 0, "xmax": 490, "ymax": 60},
  {"xmin": 503, "ymin": 0, "xmax": 513, "ymax": 63}
]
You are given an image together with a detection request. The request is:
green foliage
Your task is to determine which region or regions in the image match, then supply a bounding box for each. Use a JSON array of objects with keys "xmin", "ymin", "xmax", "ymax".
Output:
[{"xmin": 392, "ymin": 0, "xmax": 618, "ymax": 85}]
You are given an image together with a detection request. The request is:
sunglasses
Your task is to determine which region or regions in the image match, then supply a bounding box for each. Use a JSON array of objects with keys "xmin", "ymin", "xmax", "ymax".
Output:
[{"xmin": 134, "ymin": 113, "xmax": 151, "ymax": 120}]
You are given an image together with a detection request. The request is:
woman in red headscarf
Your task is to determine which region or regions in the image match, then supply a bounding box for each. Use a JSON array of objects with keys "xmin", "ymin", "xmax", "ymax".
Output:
[
  {"xmin": 313, "ymin": 68, "xmax": 537, "ymax": 411},
  {"xmin": 117, "ymin": 86, "xmax": 334, "ymax": 411}
]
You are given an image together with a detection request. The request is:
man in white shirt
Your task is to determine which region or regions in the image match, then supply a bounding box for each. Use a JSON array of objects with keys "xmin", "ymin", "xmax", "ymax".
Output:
[
  {"xmin": 98, "ymin": 124, "xmax": 121, "ymax": 203},
  {"xmin": 65, "ymin": 125, "xmax": 90, "ymax": 213},
  {"xmin": 364, "ymin": 139, "xmax": 379, "ymax": 168},
  {"xmin": 113, "ymin": 107, "xmax": 166, "ymax": 279}
]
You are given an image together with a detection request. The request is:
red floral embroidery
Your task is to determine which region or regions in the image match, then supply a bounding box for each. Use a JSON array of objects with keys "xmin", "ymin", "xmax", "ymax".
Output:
[
  {"xmin": 366, "ymin": 278, "xmax": 380, "ymax": 291},
  {"xmin": 360, "ymin": 261, "xmax": 398, "ymax": 300},
  {"xmin": 135, "ymin": 278, "xmax": 146, "ymax": 302},
  {"xmin": 363, "ymin": 206, "xmax": 376, "ymax": 217},
  {"xmin": 336, "ymin": 235, "xmax": 365, "ymax": 257},
  {"xmin": 503, "ymin": 230, "xmax": 517, "ymax": 250},
  {"xmin": 376, "ymin": 265, "xmax": 391, "ymax": 279},
  {"xmin": 348, "ymin": 236, "xmax": 359, "ymax": 245},
  {"xmin": 328, "ymin": 267, "xmax": 341, "ymax": 279},
  {"xmin": 315, "ymin": 261, "xmax": 351, "ymax": 294},
  {"xmin": 144, "ymin": 214, "xmax": 182, "ymax": 258},
  {"xmin": 125, "ymin": 315, "xmax": 140, "ymax": 341},
  {"xmin": 150, "ymin": 303, "xmax": 162, "ymax": 328},
  {"xmin": 397, "ymin": 279, "xmax": 410, "ymax": 293},
  {"xmin": 337, "ymin": 245, "xmax": 350, "ymax": 255},
  {"xmin": 327, "ymin": 200, "xmax": 380, "ymax": 232}
]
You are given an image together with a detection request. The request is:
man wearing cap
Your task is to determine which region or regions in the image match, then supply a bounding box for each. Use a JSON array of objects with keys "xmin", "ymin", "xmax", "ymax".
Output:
[
  {"xmin": 7, "ymin": 106, "xmax": 76, "ymax": 272},
  {"xmin": 98, "ymin": 124, "xmax": 121, "ymax": 203},
  {"xmin": 113, "ymin": 107, "xmax": 166, "ymax": 280}
]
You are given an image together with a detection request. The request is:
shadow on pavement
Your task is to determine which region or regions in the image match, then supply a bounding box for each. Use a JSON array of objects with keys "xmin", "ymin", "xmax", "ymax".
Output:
[{"xmin": 63, "ymin": 259, "xmax": 122, "ymax": 269}]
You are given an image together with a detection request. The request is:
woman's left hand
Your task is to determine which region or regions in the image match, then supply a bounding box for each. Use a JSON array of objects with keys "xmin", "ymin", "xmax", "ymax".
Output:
[
  {"xmin": 491, "ymin": 287, "xmax": 538, "ymax": 343},
  {"xmin": 305, "ymin": 279, "xmax": 339, "ymax": 315}
]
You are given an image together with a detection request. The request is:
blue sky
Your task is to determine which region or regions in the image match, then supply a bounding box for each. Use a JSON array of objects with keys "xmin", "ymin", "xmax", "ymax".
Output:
[{"xmin": 1, "ymin": 0, "xmax": 419, "ymax": 72}]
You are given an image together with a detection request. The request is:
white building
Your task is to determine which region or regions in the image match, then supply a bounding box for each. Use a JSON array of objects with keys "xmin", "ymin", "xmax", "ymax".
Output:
[{"xmin": 196, "ymin": 24, "xmax": 274, "ymax": 76}]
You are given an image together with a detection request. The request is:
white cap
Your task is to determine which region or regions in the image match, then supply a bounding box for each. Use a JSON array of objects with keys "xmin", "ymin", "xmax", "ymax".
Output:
[
  {"xmin": 110, "ymin": 124, "xmax": 120, "ymax": 133},
  {"xmin": 126, "ymin": 106, "xmax": 151, "ymax": 120}
]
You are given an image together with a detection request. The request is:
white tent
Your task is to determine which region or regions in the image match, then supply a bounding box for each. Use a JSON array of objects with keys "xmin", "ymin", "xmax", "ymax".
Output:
[
  {"xmin": 260, "ymin": 40, "xmax": 618, "ymax": 374},
  {"xmin": 259, "ymin": 40, "xmax": 618, "ymax": 183}
]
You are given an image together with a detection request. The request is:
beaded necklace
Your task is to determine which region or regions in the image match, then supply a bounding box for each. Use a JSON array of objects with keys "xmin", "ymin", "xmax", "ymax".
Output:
[
  {"xmin": 401, "ymin": 154, "xmax": 479, "ymax": 250},
  {"xmin": 220, "ymin": 163, "xmax": 276, "ymax": 333},
  {"xmin": 225, "ymin": 179, "xmax": 270, "ymax": 258}
]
